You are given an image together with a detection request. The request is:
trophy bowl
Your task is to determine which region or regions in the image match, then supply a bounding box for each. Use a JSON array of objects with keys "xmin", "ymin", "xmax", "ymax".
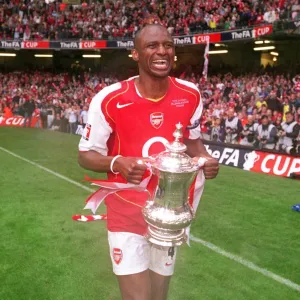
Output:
[{"xmin": 142, "ymin": 123, "xmax": 201, "ymax": 247}]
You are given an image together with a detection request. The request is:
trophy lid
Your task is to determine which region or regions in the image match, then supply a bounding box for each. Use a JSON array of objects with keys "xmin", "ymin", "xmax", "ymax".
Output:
[{"xmin": 152, "ymin": 123, "xmax": 199, "ymax": 173}]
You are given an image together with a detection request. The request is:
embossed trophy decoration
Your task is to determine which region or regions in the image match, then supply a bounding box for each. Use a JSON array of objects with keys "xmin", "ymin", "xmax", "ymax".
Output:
[{"xmin": 142, "ymin": 123, "xmax": 204, "ymax": 247}]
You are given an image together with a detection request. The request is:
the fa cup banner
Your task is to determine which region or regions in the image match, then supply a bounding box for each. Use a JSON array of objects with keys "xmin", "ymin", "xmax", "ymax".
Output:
[
  {"xmin": 204, "ymin": 141, "xmax": 300, "ymax": 178},
  {"xmin": 0, "ymin": 116, "xmax": 39, "ymax": 128}
]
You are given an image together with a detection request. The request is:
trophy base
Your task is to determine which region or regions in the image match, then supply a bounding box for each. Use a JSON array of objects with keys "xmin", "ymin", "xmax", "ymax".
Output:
[{"xmin": 145, "ymin": 225, "xmax": 187, "ymax": 247}]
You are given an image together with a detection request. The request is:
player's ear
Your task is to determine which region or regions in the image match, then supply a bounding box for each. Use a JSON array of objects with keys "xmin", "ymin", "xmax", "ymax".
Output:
[{"xmin": 131, "ymin": 49, "xmax": 139, "ymax": 62}]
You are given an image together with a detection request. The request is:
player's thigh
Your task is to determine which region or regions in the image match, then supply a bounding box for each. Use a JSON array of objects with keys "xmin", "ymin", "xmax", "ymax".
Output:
[
  {"xmin": 149, "ymin": 246, "xmax": 177, "ymax": 300},
  {"xmin": 108, "ymin": 232, "xmax": 152, "ymax": 300},
  {"xmin": 117, "ymin": 270, "xmax": 151, "ymax": 300},
  {"xmin": 149, "ymin": 270, "xmax": 172, "ymax": 300},
  {"xmin": 149, "ymin": 245, "xmax": 177, "ymax": 276},
  {"xmin": 108, "ymin": 231, "xmax": 151, "ymax": 275}
]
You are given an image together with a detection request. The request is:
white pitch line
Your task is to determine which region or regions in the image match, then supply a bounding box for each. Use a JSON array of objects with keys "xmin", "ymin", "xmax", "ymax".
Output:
[
  {"xmin": 0, "ymin": 146, "xmax": 94, "ymax": 193},
  {"xmin": 190, "ymin": 235, "xmax": 300, "ymax": 293},
  {"xmin": 1, "ymin": 145, "xmax": 299, "ymax": 293}
]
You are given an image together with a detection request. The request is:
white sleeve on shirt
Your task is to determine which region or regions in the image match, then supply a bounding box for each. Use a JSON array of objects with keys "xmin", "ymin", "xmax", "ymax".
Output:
[
  {"xmin": 78, "ymin": 83, "xmax": 121, "ymax": 155},
  {"xmin": 188, "ymin": 96, "xmax": 203, "ymax": 140},
  {"xmin": 174, "ymin": 78, "xmax": 203, "ymax": 140}
]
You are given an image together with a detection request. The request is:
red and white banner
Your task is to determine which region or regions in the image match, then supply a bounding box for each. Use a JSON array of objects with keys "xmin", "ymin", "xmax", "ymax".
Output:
[
  {"xmin": 0, "ymin": 116, "xmax": 39, "ymax": 127},
  {"xmin": 245, "ymin": 150, "xmax": 300, "ymax": 177},
  {"xmin": 79, "ymin": 40, "xmax": 107, "ymax": 49},
  {"xmin": 202, "ymin": 40, "xmax": 209, "ymax": 80},
  {"xmin": 204, "ymin": 141, "xmax": 300, "ymax": 178},
  {"xmin": 193, "ymin": 33, "xmax": 221, "ymax": 44},
  {"xmin": 21, "ymin": 41, "xmax": 50, "ymax": 49},
  {"xmin": 81, "ymin": 165, "xmax": 156, "ymax": 215},
  {"xmin": 252, "ymin": 25, "xmax": 273, "ymax": 38}
]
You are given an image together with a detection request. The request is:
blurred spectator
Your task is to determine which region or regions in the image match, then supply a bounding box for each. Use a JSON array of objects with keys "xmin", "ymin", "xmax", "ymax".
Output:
[
  {"xmin": 223, "ymin": 108, "xmax": 243, "ymax": 144},
  {"xmin": 68, "ymin": 104, "xmax": 79, "ymax": 134},
  {"xmin": 46, "ymin": 101, "xmax": 55, "ymax": 128},
  {"xmin": 50, "ymin": 113, "xmax": 62, "ymax": 131},
  {"xmin": 256, "ymin": 115, "xmax": 277, "ymax": 150},
  {"xmin": 209, "ymin": 117, "xmax": 226, "ymax": 142},
  {"xmin": 80, "ymin": 105, "xmax": 88, "ymax": 127},
  {"xmin": 276, "ymin": 111, "xmax": 300, "ymax": 154},
  {"xmin": 23, "ymin": 99, "xmax": 35, "ymax": 128},
  {"xmin": 240, "ymin": 114, "xmax": 258, "ymax": 146},
  {"xmin": 12, "ymin": 103, "xmax": 21, "ymax": 116},
  {"xmin": 3, "ymin": 103, "xmax": 13, "ymax": 118}
]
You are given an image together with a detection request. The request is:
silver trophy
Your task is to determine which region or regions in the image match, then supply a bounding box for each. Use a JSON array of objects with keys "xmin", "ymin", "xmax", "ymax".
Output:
[{"xmin": 142, "ymin": 123, "xmax": 203, "ymax": 247}]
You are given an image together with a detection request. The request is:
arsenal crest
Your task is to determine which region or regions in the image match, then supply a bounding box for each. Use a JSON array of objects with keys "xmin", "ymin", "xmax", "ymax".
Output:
[
  {"xmin": 113, "ymin": 248, "xmax": 123, "ymax": 265},
  {"xmin": 150, "ymin": 112, "xmax": 164, "ymax": 129}
]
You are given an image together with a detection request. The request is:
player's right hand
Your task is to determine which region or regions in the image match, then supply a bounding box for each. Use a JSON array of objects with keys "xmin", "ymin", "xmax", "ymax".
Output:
[{"xmin": 114, "ymin": 157, "xmax": 148, "ymax": 184}]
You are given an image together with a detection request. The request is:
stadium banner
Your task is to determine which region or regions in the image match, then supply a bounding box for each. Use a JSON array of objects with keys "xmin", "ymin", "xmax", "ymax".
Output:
[
  {"xmin": 51, "ymin": 41, "xmax": 80, "ymax": 49},
  {"xmin": 22, "ymin": 41, "xmax": 50, "ymax": 49},
  {"xmin": 252, "ymin": 24, "xmax": 273, "ymax": 38},
  {"xmin": 204, "ymin": 141, "xmax": 251, "ymax": 168},
  {"xmin": 0, "ymin": 116, "xmax": 39, "ymax": 128},
  {"xmin": 173, "ymin": 35, "xmax": 194, "ymax": 45},
  {"xmin": 193, "ymin": 33, "xmax": 221, "ymax": 44},
  {"xmin": 203, "ymin": 140, "xmax": 299, "ymax": 178},
  {"xmin": 0, "ymin": 25, "xmax": 273, "ymax": 50},
  {"xmin": 108, "ymin": 35, "xmax": 195, "ymax": 48},
  {"xmin": 79, "ymin": 40, "xmax": 107, "ymax": 49},
  {"xmin": 0, "ymin": 40, "xmax": 21, "ymax": 49},
  {"xmin": 221, "ymin": 24, "xmax": 273, "ymax": 41},
  {"xmin": 244, "ymin": 150, "xmax": 300, "ymax": 178},
  {"xmin": 108, "ymin": 40, "xmax": 134, "ymax": 48}
]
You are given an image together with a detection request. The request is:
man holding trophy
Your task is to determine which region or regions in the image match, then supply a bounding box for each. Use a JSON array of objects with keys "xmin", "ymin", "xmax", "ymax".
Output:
[{"xmin": 78, "ymin": 24, "xmax": 219, "ymax": 300}]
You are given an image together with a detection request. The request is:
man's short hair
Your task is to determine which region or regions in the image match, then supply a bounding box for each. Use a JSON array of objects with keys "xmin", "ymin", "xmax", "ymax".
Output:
[
  {"xmin": 261, "ymin": 115, "xmax": 269, "ymax": 120},
  {"xmin": 285, "ymin": 111, "xmax": 293, "ymax": 116},
  {"xmin": 134, "ymin": 23, "xmax": 170, "ymax": 48}
]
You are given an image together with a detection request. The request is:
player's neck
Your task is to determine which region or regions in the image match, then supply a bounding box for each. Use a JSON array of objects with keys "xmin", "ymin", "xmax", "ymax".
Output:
[{"xmin": 135, "ymin": 75, "xmax": 169, "ymax": 102}]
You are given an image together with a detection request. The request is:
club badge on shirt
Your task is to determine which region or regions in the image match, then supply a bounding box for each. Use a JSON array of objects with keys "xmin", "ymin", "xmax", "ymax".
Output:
[
  {"xmin": 150, "ymin": 112, "xmax": 164, "ymax": 129},
  {"xmin": 82, "ymin": 123, "xmax": 91, "ymax": 141}
]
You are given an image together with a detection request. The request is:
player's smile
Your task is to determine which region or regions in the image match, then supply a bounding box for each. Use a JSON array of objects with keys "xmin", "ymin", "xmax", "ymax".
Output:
[{"xmin": 151, "ymin": 59, "xmax": 170, "ymax": 71}]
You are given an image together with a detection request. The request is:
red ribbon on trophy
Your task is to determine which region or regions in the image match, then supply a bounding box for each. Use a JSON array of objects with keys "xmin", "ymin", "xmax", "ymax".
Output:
[{"xmin": 72, "ymin": 164, "xmax": 155, "ymax": 222}]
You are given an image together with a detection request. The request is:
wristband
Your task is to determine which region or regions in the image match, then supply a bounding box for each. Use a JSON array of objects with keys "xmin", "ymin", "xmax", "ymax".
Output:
[{"xmin": 110, "ymin": 155, "xmax": 122, "ymax": 174}]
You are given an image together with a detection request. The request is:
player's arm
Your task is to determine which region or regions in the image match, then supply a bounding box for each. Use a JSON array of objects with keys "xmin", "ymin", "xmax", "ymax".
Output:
[
  {"xmin": 78, "ymin": 151, "xmax": 147, "ymax": 185},
  {"xmin": 184, "ymin": 137, "xmax": 210, "ymax": 158},
  {"xmin": 184, "ymin": 138, "xmax": 219, "ymax": 180},
  {"xmin": 77, "ymin": 93, "xmax": 147, "ymax": 184},
  {"xmin": 184, "ymin": 87, "xmax": 219, "ymax": 180}
]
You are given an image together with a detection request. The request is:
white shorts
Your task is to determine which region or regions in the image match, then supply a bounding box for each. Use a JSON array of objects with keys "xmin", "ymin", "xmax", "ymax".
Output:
[{"xmin": 108, "ymin": 231, "xmax": 177, "ymax": 276}]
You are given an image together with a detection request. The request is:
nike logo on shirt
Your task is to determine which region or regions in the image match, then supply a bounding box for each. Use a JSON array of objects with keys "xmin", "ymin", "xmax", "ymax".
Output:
[{"xmin": 117, "ymin": 102, "xmax": 134, "ymax": 109}]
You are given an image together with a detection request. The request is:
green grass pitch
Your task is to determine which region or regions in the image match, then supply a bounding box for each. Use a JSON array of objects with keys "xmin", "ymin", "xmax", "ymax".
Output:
[{"xmin": 0, "ymin": 127, "xmax": 300, "ymax": 300}]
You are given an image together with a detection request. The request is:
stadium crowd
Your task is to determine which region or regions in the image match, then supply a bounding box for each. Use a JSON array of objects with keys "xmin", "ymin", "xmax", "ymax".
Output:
[
  {"xmin": 1, "ymin": 69, "xmax": 300, "ymax": 154},
  {"xmin": 0, "ymin": 0, "xmax": 299, "ymax": 40}
]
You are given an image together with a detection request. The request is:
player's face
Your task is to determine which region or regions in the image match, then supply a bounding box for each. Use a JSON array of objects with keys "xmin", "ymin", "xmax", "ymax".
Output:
[{"xmin": 134, "ymin": 27, "xmax": 175, "ymax": 78}]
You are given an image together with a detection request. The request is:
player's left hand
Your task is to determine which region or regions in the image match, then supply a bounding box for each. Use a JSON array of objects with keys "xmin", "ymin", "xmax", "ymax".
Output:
[{"xmin": 194, "ymin": 156, "xmax": 219, "ymax": 180}]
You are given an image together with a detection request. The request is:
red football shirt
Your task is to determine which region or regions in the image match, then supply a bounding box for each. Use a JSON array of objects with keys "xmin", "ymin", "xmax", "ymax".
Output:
[{"xmin": 79, "ymin": 76, "xmax": 204, "ymax": 235}]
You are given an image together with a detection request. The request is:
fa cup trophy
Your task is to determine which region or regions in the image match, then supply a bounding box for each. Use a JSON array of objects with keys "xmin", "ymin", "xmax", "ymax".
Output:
[{"xmin": 142, "ymin": 123, "xmax": 203, "ymax": 247}]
